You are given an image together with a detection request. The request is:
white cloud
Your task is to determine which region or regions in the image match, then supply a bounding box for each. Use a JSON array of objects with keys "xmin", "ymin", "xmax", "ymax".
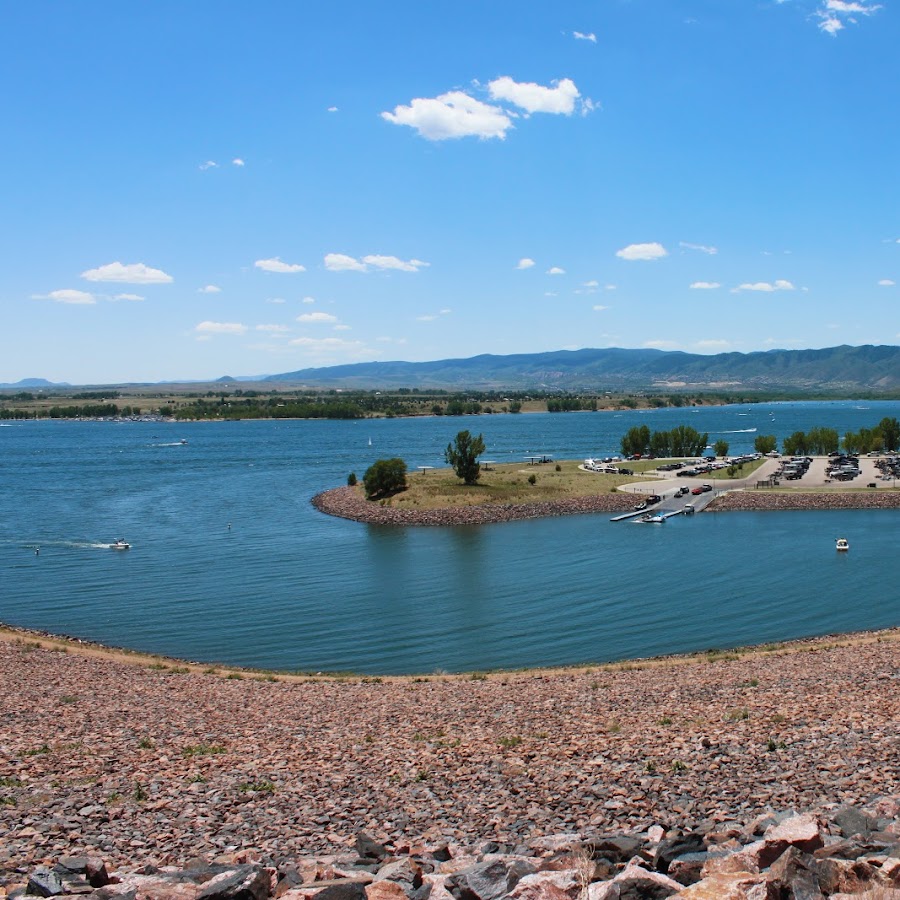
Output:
[
  {"xmin": 198, "ymin": 284, "xmax": 222, "ymax": 294},
  {"xmin": 488, "ymin": 76, "xmax": 582, "ymax": 116},
  {"xmin": 362, "ymin": 254, "xmax": 429, "ymax": 272},
  {"xmin": 266, "ymin": 297, "xmax": 286, "ymax": 304},
  {"xmin": 232, "ymin": 158, "xmax": 245, "ymax": 167},
  {"xmin": 114, "ymin": 293, "xmax": 144, "ymax": 301},
  {"xmin": 680, "ymin": 241, "xmax": 718, "ymax": 255},
  {"xmin": 327, "ymin": 106, "xmax": 339, "ymax": 113},
  {"xmin": 544, "ymin": 292, "xmax": 558, "ymax": 297},
  {"xmin": 695, "ymin": 339, "xmax": 732, "ymax": 350},
  {"xmin": 254, "ymin": 257, "xmax": 306, "ymax": 274},
  {"xmin": 382, "ymin": 91, "xmax": 512, "ymax": 141},
  {"xmin": 516, "ymin": 258, "xmax": 536, "ymax": 270},
  {"xmin": 324, "ymin": 253, "xmax": 367, "ymax": 272},
  {"xmin": 297, "ymin": 311, "xmax": 338, "ymax": 324},
  {"xmin": 732, "ymin": 280, "xmax": 795, "ymax": 292},
  {"xmin": 573, "ymin": 31, "xmax": 597, "ymax": 43},
  {"xmin": 255, "ymin": 324, "xmax": 289, "ymax": 333},
  {"xmin": 817, "ymin": 0, "xmax": 881, "ymax": 34},
  {"xmin": 547, "ymin": 266, "xmax": 566, "ymax": 275},
  {"xmin": 440, "ymin": 308, "xmax": 452, "ymax": 315},
  {"xmin": 32, "ymin": 289, "xmax": 96, "ymax": 305},
  {"xmin": 302, "ymin": 296, "xmax": 316, "ymax": 304},
  {"xmin": 605, "ymin": 284, "xmax": 617, "ymax": 291},
  {"xmin": 324, "ymin": 253, "xmax": 428, "ymax": 272},
  {"xmin": 199, "ymin": 160, "xmax": 218, "ymax": 171},
  {"xmin": 690, "ymin": 281, "xmax": 722, "ymax": 290},
  {"xmin": 81, "ymin": 261, "xmax": 174, "ymax": 284},
  {"xmin": 878, "ymin": 279, "xmax": 896, "ymax": 286},
  {"xmin": 616, "ymin": 242, "xmax": 668, "ymax": 261},
  {"xmin": 334, "ymin": 324, "xmax": 351, "ymax": 331},
  {"xmin": 416, "ymin": 314, "xmax": 438, "ymax": 321},
  {"xmin": 583, "ymin": 280, "xmax": 599, "ymax": 288},
  {"xmin": 195, "ymin": 321, "xmax": 247, "ymax": 335},
  {"xmin": 644, "ymin": 339, "xmax": 678, "ymax": 349},
  {"xmin": 592, "ymin": 305, "xmax": 608, "ymax": 312}
]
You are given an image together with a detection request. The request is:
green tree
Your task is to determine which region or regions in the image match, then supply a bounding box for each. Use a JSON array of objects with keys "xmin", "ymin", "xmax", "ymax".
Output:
[
  {"xmin": 782, "ymin": 431, "xmax": 808, "ymax": 456},
  {"xmin": 445, "ymin": 430, "xmax": 486, "ymax": 485},
  {"xmin": 363, "ymin": 458, "xmax": 407, "ymax": 499},
  {"xmin": 621, "ymin": 424, "xmax": 650, "ymax": 457},
  {"xmin": 877, "ymin": 416, "xmax": 900, "ymax": 451},
  {"xmin": 713, "ymin": 440, "xmax": 729, "ymax": 458},
  {"xmin": 754, "ymin": 434, "xmax": 777, "ymax": 455},
  {"xmin": 669, "ymin": 425, "xmax": 707, "ymax": 457}
]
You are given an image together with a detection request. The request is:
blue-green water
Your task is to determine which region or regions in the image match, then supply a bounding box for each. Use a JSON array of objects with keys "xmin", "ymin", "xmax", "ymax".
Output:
[{"xmin": 1, "ymin": 401, "xmax": 899, "ymax": 673}]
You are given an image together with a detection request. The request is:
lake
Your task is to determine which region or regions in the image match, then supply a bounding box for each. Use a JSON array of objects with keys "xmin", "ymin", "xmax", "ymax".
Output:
[{"xmin": 1, "ymin": 400, "xmax": 899, "ymax": 674}]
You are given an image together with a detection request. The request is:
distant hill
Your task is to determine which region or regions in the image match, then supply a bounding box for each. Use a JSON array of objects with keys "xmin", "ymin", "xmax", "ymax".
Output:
[
  {"xmin": 0, "ymin": 377, "xmax": 69, "ymax": 389},
  {"xmin": 265, "ymin": 344, "xmax": 900, "ymax": 392}
]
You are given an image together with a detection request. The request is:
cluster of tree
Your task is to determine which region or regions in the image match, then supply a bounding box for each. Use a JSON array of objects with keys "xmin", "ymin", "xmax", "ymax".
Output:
[
  {"xmin": 172, "ymin": 399, "xmax": 363, "ymax": 420},
  {"xmin": 0, "ymin": 403, "xmax": 141, "ymax": 419},
  {"xmin": 843, "ymin": 416, "xmax": 900, "ymax": 455},
  {"xmin": 620, "ymin": 424, "xmax": 709, "ymax": 458},
  {"xmin": 71, "ymin": 391, "xmax": 119, "ymax": 400},
  {"xmin": 754, "ymin": 434, "xmax": 778, "ymax": 455},
  {"xmin": 782, "ymin": 427, "xmax": 840, "ymax": 457}
]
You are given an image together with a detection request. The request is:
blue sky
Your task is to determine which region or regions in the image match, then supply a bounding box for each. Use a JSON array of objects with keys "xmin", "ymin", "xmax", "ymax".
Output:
[{"xmin": 3, "ymin": 0, "xmax": 898, "ymax": 384}]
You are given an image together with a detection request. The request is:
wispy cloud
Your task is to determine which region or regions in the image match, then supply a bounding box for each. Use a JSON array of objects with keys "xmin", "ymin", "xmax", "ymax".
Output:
[
  {"xmin": 695, "ymin": 339, "xmax": 732, "ymax": 350},
  {"xmin": 732, "ymin": 280, "xmax": 795, "ymax": 292},
  {"xmin": 680, "ymin": 241, "xmax": 718, "ymax": 255},
  {"xmin": 81, "ymin": 262, "xmax": 173, "ymax": 284},
  {"xmin": 114, "ymin": 293, "xmax": 144, "ymax": 302},
  {"xmin": 592, "ymin": 304, "xmax": 609, "ymax": 312},
  {"xmin": 195, "ymin": 321, "xmax": 247, "ymax": 335},
  {"xmin": 254, "ymin": 257, "xmax": 306, "ymax": 274},
  {"xmin": 690, "ymin": 281, "xmax": 721, "ymax": 290},
  {"xmin": 644, "ymin": 339, "xmax": 678, "ymax": 349},
  {"xmin": 516, "ymin": 257, "xmax": 536, "ymax": 270},
  {"xmin": 199, "ymin": 160, "xmax": 218, "ymax": 171},
  {"xmin": 878, "ymin": 279, "xmax": 896, "ymax": 286},
  {"xmin": 297, "ymin": 312, "xmax": 338, "ymax": 324},
  {"xmin": 616, "ymin": 242, "xmax": 668, "ymax": 261},
  {"xmin": 198, "ymin": 284, "xmax": 221, "ymax": 294},
  {"xmin": 547, "ymin": 266, "xmax": 566, "ymax": 275},
  {"xmin": 572, "ymin": 31, "xmax": 597, "ymax": 43},
  {"xmin": 255, "ymin": 324, "xmax": 289, "ymax": 333},
  {"xmin": 816, "ymin": 0, "xmax": 881, "ymax": 34},
  {"xmin": 324, "ymin": 253, "xmax": 428, "ymax": 272},
  {"xmin": 232, "ymin": 158, "xmax": 245, "ymax": 167},
  {"xmin": 32, "ymin": 289, "xmax": 96, "ymax": 305}
]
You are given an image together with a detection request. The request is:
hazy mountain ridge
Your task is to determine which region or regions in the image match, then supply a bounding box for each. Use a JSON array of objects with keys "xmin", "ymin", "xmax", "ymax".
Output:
[{"xmin": 265, "ymin": 344, "xmax": 900, "ymax": 391}]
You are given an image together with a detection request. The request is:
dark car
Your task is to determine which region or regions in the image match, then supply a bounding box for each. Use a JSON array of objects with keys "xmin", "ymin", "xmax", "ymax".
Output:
[
  {"xmin": 675, "ymin": 486, "xmax": 689, "ymax": 497},
  {"xmin": 701, "ymin": 483, "xmax": 713, "ymax": 492}
]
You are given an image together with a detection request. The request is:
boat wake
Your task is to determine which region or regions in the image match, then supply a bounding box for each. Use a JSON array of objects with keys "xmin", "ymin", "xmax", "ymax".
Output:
[{"xmin": 716, "ymin": 428, "xmax": 758, "ymax": 434}]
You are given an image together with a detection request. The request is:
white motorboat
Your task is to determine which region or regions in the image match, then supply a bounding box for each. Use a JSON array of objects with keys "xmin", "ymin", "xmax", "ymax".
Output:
[
  {"xmin": 110, "ymin": 539, "xmax": 131, "ymax": 551},
  {"xmin": 639, "ymin": 513, "xmax": 665, "ymax": 523},
  {"xmin": 835, "ymin": 538, "xmax": 849, "ymax": 552}
]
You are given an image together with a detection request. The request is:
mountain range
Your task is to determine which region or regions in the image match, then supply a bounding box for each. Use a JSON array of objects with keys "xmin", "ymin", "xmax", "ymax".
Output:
[{"xmin": 264, "ymin": 344, "xmax": 900, "ymax": 392}]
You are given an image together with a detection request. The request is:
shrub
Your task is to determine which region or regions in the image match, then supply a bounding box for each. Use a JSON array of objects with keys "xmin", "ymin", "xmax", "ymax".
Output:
[
  {"xmin": 363, "ymin": 458, "xmax": 407, "ymax": 499},
  {"xmin": 528, "ymin": 474, "xmax": 537, "ymax": 485},
  {"xmin": 347, "ymin": 472, "xmax": 357, "ymax": 486}
]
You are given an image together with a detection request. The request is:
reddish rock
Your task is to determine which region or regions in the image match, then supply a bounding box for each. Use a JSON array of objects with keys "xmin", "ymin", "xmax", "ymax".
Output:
[{"xmin": 587, "ymin": 863, "xmax": 682, "ymax": 899}]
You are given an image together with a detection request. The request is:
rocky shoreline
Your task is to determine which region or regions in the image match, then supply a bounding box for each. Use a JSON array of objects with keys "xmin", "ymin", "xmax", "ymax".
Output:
[
  {"xmin": 708, "ymin": 491, "xmax": 900, "ymax": 512},
  {"xmin": 311, "ymin": 487, "xmax": 636, "ymax": 526},
  {"xmin": 312, "ymin": 485, "xmax": 900, "ymax": 527},
  {"xmin": 2, "ymin": 634, "xmax": 899, "ymax": 892}
]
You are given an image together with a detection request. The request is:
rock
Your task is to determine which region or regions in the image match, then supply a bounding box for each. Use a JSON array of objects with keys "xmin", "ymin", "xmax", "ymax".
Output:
[
  {"xmin": 813, "ymin": 858, "xmax": 883, "ymax": 896},
  {"xmin": 584, "ymin": 837, "xmax": 643, "ymax": 865},
  {"xmin": 356, "ymin": 837, "xmax": 389, "ymax": 863},
  {"xmin": 655, "ymin": 835, "xmax": 706, "ymax": 874},
  {"xmin": 446, "ymin": 859, "xmax": 533, "ymax": 900},
  {"xmin": 26, "ymin": 869, "xmax": 65, "ymax": 897},
  {"xmin": 665, "ymin": 853, "xmax": 711, "ymax": 886},
  {"xmin": 364, "ymin": 882, "xmax": 410, "ymax": 900},
  {"xmin": 672, "ymin": 871, "xmax": 774, "ymax": 899},
  {"xmin": 587, "ymin": 863, "xmax": 682, "ymax": 899},
  {"xmin": 506, "ymin": 872, "xmax": 580, "ymax": 900},
  {"xmin": 762, "ymin": 816, "xmax": 823, "ymax": 854},
  {"xmin": 766, "ymin": 847, "xmax": 823, "ymax": 900},
  {"xmin": 833, "ymin": 805, "xmax": 877, "ymax": 839},
  {"xmin": 195, "ymin": 868, "xmax": 271, "ymax": 900}
]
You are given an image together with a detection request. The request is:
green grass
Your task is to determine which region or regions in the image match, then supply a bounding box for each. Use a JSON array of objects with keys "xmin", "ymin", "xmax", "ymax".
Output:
[{"xmin": 182, "ymin": 743, "xmax": 226, "ymax": 757}]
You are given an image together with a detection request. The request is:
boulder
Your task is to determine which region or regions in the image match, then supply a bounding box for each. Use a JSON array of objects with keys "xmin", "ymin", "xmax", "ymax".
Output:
[
  {"xmin": 506, "ymin": 872, "xmax": 580, "ymax": 900},
  {"xmin": 762, "ymin": 816, "xmax": 823, "ymax": 854},
  {"xmin": 672, "ymin": 871, "xmax": 776, "ymax": 899},
  {"xmin": 587, "ymin": 863, "xmax": 682, "ymax": 899},
  {"xmin": 655, "ymin": 835, "xmax": 706, "ymax": 874},
  {"xmin": 833, "ymin": 806, "xmax": 877, "ymax": 839}
]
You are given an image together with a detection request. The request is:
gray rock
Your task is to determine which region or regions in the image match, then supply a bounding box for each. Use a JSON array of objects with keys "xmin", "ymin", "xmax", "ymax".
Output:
[
  {"xmin": 26, "ymin": 868, "xmax": 65, "ymax": 897},
  {"xmin": 196, "ymin": 867, "xmax": 270, "ymax": 900}
]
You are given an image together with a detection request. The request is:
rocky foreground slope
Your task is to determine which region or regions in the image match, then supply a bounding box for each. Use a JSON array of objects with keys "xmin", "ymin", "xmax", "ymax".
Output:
[{"xmin": 1, "ymin": 632, "xmax": 899, "ymax": 897}]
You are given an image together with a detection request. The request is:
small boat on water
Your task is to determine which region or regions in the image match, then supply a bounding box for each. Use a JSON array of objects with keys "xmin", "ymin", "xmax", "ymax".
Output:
[
  {"xmin": 110, "ymin": 539, "xmax": 131, "ymax": 551},
  {"xmin": 835, "ymin": 537, "xmax": 849, "ymax": 552},
  {"xmin": 639, "ymin": 513, "xmax": 665, "ymax": 524}
]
